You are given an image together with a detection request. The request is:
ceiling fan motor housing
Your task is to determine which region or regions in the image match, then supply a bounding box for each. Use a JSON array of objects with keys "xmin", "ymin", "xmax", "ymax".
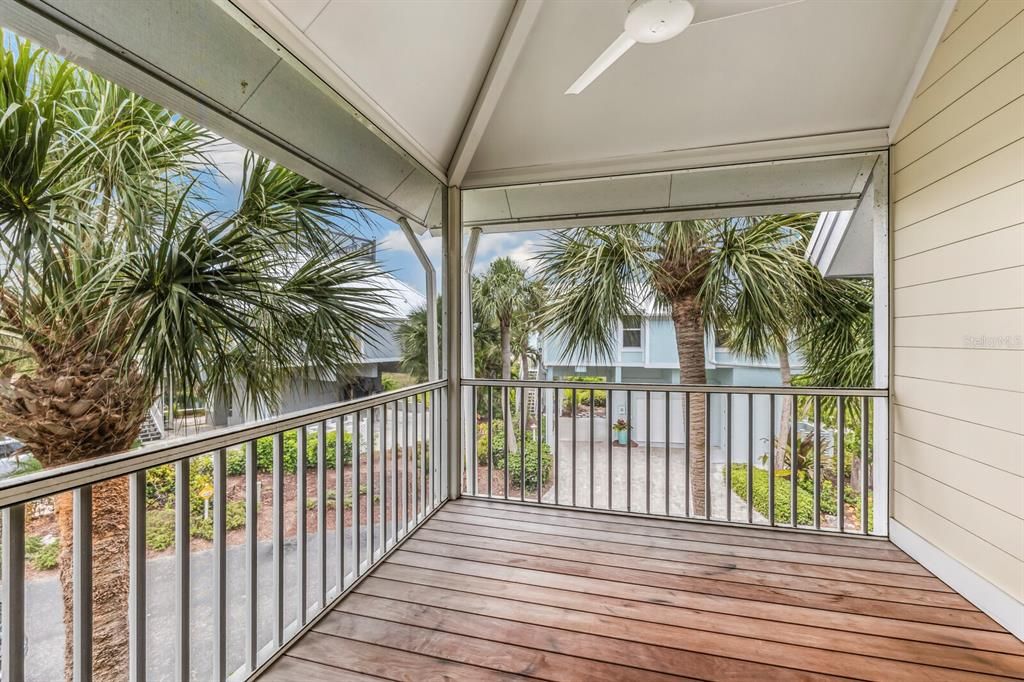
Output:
[{"xmin": 624, "ymin": 0, "xmax": 696, "ymax": 43}]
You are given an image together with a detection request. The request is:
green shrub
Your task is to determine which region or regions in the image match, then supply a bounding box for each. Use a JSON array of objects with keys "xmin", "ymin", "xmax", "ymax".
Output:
[
  {"xmin": 145, "ymin": 500, "xmax": 248, "ymax": 550},
  {"xmin": 234, "ymin": 429, "xmax": 352, "ymax": 475},
  {"xmin": 506, "ymin": 441, "xmax": 552, "ymax": 492},
  {"xmin": 728, "ymin": 464, "xmax": 861, "ymax": 527},
  {"xmin": 476, "ymin": 419, "xmax": 551, "ymax": 491},
  {"xmin": 25, "ymin": 535, "xmax": 59, "ymax": 570},
  {"xmin": 476, "ymin": 419, "xmax": 505, "ymax": 466}
]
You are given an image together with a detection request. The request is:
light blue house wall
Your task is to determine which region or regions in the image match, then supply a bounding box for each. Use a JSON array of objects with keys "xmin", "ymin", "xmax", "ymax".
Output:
[{"xmin": 540, "ymin": 314, "xmax": 804, "ymax": 447}]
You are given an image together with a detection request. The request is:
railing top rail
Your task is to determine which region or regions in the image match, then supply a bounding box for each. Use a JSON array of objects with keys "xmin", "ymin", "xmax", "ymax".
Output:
[
  {"xmin": 0, "ymin": 379, "xmax": 446, "ymax": 509},
  {"xmin": 461, "ymin": 378, "xmax": 887, "ymax": 397}
]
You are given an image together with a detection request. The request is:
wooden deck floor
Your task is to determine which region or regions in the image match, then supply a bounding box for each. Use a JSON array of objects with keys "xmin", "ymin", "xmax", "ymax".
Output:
[{"xmin": 261, "ymin": 498, "xmax": 1024, "ymax": 681}]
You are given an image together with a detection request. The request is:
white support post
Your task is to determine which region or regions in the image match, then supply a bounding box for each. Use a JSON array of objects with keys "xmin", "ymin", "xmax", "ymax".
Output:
[
  {"xmin": 873, "ymin": 153, "xmax": 890, "ymax": 536},
  {"xmin": 443, "ymin": 186, "xmax": 464, "ymax": 499},
  {"xmin": 461, "ymin": 227, "xmax": 482, "ymax": 493},
  {"xmin": 397, "ymin": 218, "xmax": 439, "ymax": 381}
]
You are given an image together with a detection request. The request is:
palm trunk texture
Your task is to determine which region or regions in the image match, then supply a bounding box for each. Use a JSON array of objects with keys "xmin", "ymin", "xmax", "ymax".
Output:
[
  {"xmin": 670, "ymin": 295, "xmax": 708, "ymax": 516},
  {"xmin": 0, "ymin": 354, "xmax": 150, "ymax": 681}
]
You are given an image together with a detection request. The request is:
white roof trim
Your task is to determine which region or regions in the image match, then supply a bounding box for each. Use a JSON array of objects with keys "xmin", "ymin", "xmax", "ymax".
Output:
[
  {"xmin": 888, "ymin": 0, "xmax": 958, "ymax": 142},
  {"xmin": 449, "ymin": 0, "xmax": 544, "ymax": 186}
]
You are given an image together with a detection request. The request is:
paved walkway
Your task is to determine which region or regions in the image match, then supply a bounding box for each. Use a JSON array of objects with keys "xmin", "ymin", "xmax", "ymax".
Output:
[{"xmin": 543, "ymin": 416, "xmax": 764, "ymax": 522}]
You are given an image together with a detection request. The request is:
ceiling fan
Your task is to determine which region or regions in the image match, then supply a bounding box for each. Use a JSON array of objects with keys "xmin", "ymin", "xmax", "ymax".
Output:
[{"xmin": 566, "ymin": 0, "xmax": 802, "ymax": 95}]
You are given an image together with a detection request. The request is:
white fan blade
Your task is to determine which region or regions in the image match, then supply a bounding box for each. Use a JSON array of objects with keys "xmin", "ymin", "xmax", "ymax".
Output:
[
  {"xmin": 691, "ymin": 0, "xmax": 803, "ymax": 26},
  {"xmin": 565, "ymin": 32, "xmax": 637, "ymax": 95}
]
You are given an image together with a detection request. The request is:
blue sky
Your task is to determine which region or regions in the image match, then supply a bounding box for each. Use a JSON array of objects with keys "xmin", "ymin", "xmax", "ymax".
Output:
[{"xmin": 210, "ymin": 140, "xmax": 547, "ymax": 294}]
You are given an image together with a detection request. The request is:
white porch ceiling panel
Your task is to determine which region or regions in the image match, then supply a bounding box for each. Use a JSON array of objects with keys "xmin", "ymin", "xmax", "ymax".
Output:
[
  {"xmin": 228, "ymin": 0, "xmax": 941, "ymax": 192},
  {"xmin": 0, "ymin": 0, "xmax": 444, "ymax": 228},
  {"xmin": 463, "ymin": 152, "xmax": 879, "ymax": 232}
]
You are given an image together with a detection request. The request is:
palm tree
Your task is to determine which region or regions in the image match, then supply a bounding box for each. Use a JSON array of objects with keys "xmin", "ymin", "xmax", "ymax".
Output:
[
  {"xmin": 535, "ymin": 216, "xmax": 816, "ymax": 516},
  {"xmin": 0, "ymin": 39, "xmax": 387, "ymax": 680},
  {"xmin": 476, "ymin": 257, "xmax": 537, "ymax": 380}
]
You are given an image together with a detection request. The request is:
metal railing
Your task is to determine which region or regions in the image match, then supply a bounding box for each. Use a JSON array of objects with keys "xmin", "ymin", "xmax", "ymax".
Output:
[
  {"xmin": 462, "ymin": 379, "xmax": 886, "ymax": 537},
  {"xmin": 0, "ymin": 380, "xmax": 446, "ymax": 682}
]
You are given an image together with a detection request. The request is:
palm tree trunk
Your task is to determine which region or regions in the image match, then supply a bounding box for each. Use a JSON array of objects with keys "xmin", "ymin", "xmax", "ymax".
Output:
[
  {"xmin": 775, "ymin": 341, "xmax": 793, "ymax": 469},
  {"xmin": 670, "ymin": 295, "xmax": 707, "ymax": 516},
  {"xmin": 500, "ymin": 321, "xmax": 512, "ymax": 380},
  {"xmin": 0, "ymin": 358, "xmax": 149, "ymax": 681},
  {"xmin": 56, "ymin": 479, "xmax": 131, "ymax": 682}
]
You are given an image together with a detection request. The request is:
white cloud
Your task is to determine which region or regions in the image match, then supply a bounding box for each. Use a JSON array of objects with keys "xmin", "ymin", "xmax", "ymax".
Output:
[
  {"xmin": 472, "ymin": 232, "xmax": 543, "ymax": 274},
  {"xmin": 378, "ymin": 228, "xmax": 443, "ymax": 265},
  {"xmin": 206, "ymin": 139, "xmax": 248, "ymax": 187}
]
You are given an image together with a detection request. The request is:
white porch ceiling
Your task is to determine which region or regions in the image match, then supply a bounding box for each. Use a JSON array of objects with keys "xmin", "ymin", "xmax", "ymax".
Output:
[{"xmin": 233, "ymin": 0, "xmax": 944, "ymax": 189}]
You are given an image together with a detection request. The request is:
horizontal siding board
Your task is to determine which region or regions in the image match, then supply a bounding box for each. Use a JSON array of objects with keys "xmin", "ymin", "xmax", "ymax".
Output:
[
  {"xmin": 940, "ymin": 0, "xmax": 988, "ymax": 41},
  {"xmin": 898, "ymin": 10, "xmax": 1024, "ymax": 136},
  {"xmin": 892, "ymin": 98, "xmax": 1024, "ymax": 200},
  {"xmin": 893, "ymin": 492, "xmax": 1024, "ymax": 602},
  {"xmin": 919, "ymin": 1, "xmax": 1024, "ymax": 93},
  {"xmin": 894, "ymin": 224, "xmax": 1023, "ymax": 287},
  {"xmin": 894, "ymin": 404, "xmax": 1024, "ymax": 476},
  {"xmin": 892, "ymin": 375, "xmax": 1023, "ymax": 434},
  {"xmin": 895, "ymin": 462, "xmax": 1024, "ymax": 558},
  {"xmin": 894, "ymin": 308, "xmax": 1024, "ymax": 350},
  {"xmin": 893, "ymin": 182, "xmax": 1023, "ymax": 256},
  {"xmin": 893, "ymin": 139, "xmax": 1024, "ymax": 228},
  {"xmin": 894, "ymin": 266, "xmax": 1024, "ymax": 316},
  {"xmin": 895, "ymin": 56, "xmax": 1024, "ymax": 171},
  {"xmin": 893, "ymin": 346, "xmax": 1024, "ymax": 392},
  {"xmin": 894, "ymin": 433, "xmax": 1024, "ymax": 519}
]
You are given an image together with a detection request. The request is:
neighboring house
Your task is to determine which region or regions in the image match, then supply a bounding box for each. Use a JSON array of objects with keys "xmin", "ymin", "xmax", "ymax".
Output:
[
  {"xmin": 539, "ymin": 300, "xmax": 804, "ymax": 453},
  {"xmin": 208, "ymin": 272, "xmax": 425, "ymax": 427}
]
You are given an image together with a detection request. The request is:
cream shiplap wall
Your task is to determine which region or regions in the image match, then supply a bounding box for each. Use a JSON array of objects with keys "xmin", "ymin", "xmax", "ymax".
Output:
[{"xmin": 891, "ymin": 0, "xmax": 1024, "ymax": 608}]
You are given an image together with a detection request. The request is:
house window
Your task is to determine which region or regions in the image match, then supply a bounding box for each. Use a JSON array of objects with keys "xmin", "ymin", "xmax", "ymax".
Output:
[{"xmin": 621, "ymin": 316, "xmax": 642, "ymax": 349}]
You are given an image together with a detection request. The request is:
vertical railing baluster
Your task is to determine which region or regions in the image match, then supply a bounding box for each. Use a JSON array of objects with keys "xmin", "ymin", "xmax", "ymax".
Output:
[
  {"xmin": 837, "ymin": 397, "xmax": 846, "ymax": 533},
  {"xmin": 245, "ymin": 441, "xmax": 258, "ymax": 670},
  {"xmin": 272, "ymin": 432, "xmax": 284, "ymax": 646},
  {"xmin": 335, "ymin": 417, "xmax": 345, "ymax": 589},
  {"xmin": 813, "ymin": 395, "xmax": 821, "ymax": 530},
  {"xmin": 570, "ymin": 388, "xmax": 577, "ymax": 506},
  {"xmin": 791, "ymin": 395, "xmax": 798, "ymax": 527},
  {"xmin": 317, "ymin": 421, "xmax": 327, "ymax": 605},
  {"xmin": 412, "ymin": 395, "xmax": 419, "ymax": 521},
  {"xmin": 174, "ymin": 459, "xmax": 190, "ymax": 681},
  {"xmin": 522, "ymin": 387, "xmax": 529, "ymax": 503},
  {"xmin": 665, "ymin": 391, "xmax": 670, "ymax": 516},
  {"xmin": 704, "ymin": 394, "xmax": 710, "ymax": 520},
  {"xmin": 726, "ymin": 394, "xmax": 733, "ymax": 522},
  {"xmin": 552, "ymin": 387, "xmax": 558, "ymax": 504},
  {"xmin": 645, "ymin": 390, "xmax": 652, "ymax": 514},
  {"xmin": 503, "ymin": 387, "xmax": 510, "ymax": 500},
  {"xmin": 2, "ymin": 504, "xmax": 26, "ymax": 682},
  {"xmin": 369, "ymin": 410, "xmax": 377, "ymax": 562},
  {"xmin": 73, "ymin": 485, "xmax": 92, "ymax": 682},
  {"xmin": 296, "ymin": 427, "xmax": 307, "ymax": 625},
  {"xmin": 747, "ymin": 394, "xmax": 754, "ymax": 525},
  {"xmin": 683, "ymin": 393, "xmax": 690, "ymax": 518},
  {"xmin": 536, "ymin": 386, "xmax": 542, "ymax": 504},
  {"xmin": 403, "ymin": 398, "xmax": 410, "ymax": 531},
  {"xmin": 768, "ymin": 395, "xmax": 776, "ymax": 527},
  {"xmin": 470, "ymin": 388, "xmax": 476, "ymax": 498},
  {"xmin": 861, "ymin": 396, "xmax": 870, "ymax": 534},
  {"xmin": 607, "ymin": 389, "xmax": 613, "ymax": 509},
  {"xmin": 487, "ymin": 386, "xmax": 493, "ymax": 498},
  {"xmin": 590, "ymin": 387, "xmax": 596, "ymax": 509},
  {"xmin": 129, "ymin": 471, "xmax": 146, "ymax": 682},
  {"xmin": 353, "ymin": 411, "xmax": 362, "ymax": 575},
  {"xmin": 213, "ymin": 450, "xmax": 227, "ymax": 681},
  {"xmin": 626, "ymin": 390, "xmax": 632, "ymax": 511},
  {"xmin": 380, "ymin": 405, "xmax": 387, "ymax": 549},
  {"xmin": 392, "ymin": 402, "xmax": 399, "ymax": 542}
]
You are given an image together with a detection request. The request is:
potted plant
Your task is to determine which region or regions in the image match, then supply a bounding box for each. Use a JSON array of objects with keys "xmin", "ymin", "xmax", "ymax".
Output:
[{"xmin": 612, "ymin": 418, "xmax": 629, "ymax": 445}]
